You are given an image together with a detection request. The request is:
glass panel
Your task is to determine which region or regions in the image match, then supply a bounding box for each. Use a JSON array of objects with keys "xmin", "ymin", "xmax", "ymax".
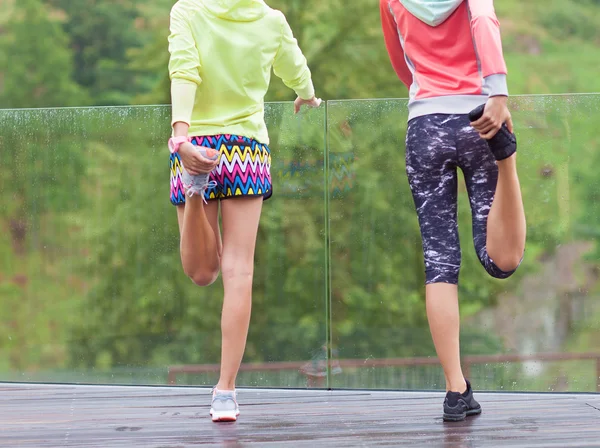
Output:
[
  {"xmin": 0, "ymin": 103, "xmax": 327, "ymax": 387},
  {"xmin": 327, "ymin": 95, "xmax": 600, "ymax": 392}
]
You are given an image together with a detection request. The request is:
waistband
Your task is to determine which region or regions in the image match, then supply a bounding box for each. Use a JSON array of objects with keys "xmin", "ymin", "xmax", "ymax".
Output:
[
  {"xmin": 407, "ymin": 95, "xmax": 488, "ymax": 122},
  {"xmin": 190, "ymin": 134, "xmax": 268, "ymax": 148}
]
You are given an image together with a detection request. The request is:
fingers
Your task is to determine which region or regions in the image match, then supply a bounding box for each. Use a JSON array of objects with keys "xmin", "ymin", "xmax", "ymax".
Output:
[
  {"xmin": 480, "ymin": 127, "xmax": 500, "ymax": 139},
  {"xmin": 473, "ymin": 121, "xmax": 498, "ymax": 135},
  {"xmin": 478, "ymin": 123, "xmax": 501, "ymax": 139},
  {"xmin": 472, "ymin": 118, "xmax": 514, "ymax": 140},
  {"xmin": 194, "ymin": 151, "xmax": 219, "ymax": 171},
  {"xmin": 477, "ymin": 122, "xmax": 499, "ymax": 135},
  {"xmin": 181, "ymin": 147, "xmax": 219, "ymax": 175},
  {"xmin": 184, "ymin": 163, "xmax": 215, "ymax": 175},
  {"xmin": 470, "ymin": 115, "xmax": 488, "ymax": 129},
  {"xmin": 203, "ymin": 147, "xmax": 219, "ymax": 159},
  {"xmin": 294, "ymin": 97, "xmax": 322, "ymax": 114},
  {"xmin": 472, "ymin": 114, "xmax": 504, "ymax": 135}
]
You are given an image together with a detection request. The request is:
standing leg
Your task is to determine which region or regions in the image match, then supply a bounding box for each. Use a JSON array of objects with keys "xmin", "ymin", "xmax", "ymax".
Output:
[
  {"xmin": 426, "ymin": 285, "xmax": 465, "ymax": 393},
  {"xmin": 216, "ymin": 197, "xmax": 263, "ymax": 391},
  {"xmin": 405, "ymin": 115, "xmax": 466, "ymax": 394}
]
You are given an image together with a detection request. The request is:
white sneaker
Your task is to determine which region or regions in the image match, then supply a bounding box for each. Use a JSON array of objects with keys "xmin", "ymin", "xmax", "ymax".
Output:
[{"xmin": 209, "ymin": 388, "xmax": 240, "ymax": 422}]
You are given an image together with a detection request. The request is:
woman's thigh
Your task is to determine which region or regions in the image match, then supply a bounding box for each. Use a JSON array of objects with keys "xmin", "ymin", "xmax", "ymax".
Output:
[{"xmin": 220, "ymin": 197, "xmax": 263, "ymax": 279}]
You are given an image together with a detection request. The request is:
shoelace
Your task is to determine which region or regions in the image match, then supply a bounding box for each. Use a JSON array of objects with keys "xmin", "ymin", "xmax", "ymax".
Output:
[
  {"xmin": 211, "ymin": 387, "xmax": 238, "ymax": 406},
  {"xmin": 212, "ymin": 394, "xmax": 236, "ymax": 404},
  {"xmin": 184, "ymin": 180, "xmax": 217, "ymax": 204}
]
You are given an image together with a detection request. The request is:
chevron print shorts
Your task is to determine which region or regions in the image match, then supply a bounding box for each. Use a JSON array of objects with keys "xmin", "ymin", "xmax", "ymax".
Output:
[{"xmin": 170, "ymin": 134, "xmax": 272, "ymax": 205}]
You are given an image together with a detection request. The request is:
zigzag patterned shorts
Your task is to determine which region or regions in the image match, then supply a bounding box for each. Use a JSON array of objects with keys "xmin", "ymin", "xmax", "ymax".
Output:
[{"xmin": 170, "ymin": 134, "xmax": 272, "ymax": 205}]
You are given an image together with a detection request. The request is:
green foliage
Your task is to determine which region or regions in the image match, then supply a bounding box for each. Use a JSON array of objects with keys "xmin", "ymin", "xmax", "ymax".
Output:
[
  {"xmin": 0, "ymin": 107, "xmax": 88, "ymax": 371},
  {"xmin": 538, "ymin": 0, "xmax": 600, "ymax": 41},
  {"xmin": 43, "ymin": 0, "xmax": 153, "ymax": 105},
  {"xmin": 0, "ymin": 0, "xmax": 85, "ymax": 108},
  {"xmin": 60, "ymin": 105, "xmax": 328, "ymax": 369},
  {"xmin": 1, "ymin": 0, "xmax": 600, "ymax": 391}
]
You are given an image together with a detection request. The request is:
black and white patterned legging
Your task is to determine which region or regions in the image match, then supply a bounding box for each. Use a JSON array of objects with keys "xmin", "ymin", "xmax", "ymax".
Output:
[{"xmin": 406, "ymin": 113, "xmax": 518, "ymax": 285}]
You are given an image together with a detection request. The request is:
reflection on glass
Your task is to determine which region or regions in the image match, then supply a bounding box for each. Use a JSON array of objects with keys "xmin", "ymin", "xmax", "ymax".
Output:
[
  {"xmin": 0, "ymin": 104, "xmax": 327, "ymax": 387},
  {"xmin": 328, "ymin": 95, "xmax": 600, "ymax": 392},
  {"xmin": 1, "ymin": 95, "xmax": 600, "ymax": 392}
]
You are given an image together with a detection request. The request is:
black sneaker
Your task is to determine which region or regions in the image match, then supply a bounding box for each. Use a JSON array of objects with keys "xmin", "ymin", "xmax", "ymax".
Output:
[
  {"xmin": 443, "ymin": 379, "xmax": 482, "ymax": 422},
  {"xmin": 468, "ymin": 103, "xmax": 517, "ymax": 161}
]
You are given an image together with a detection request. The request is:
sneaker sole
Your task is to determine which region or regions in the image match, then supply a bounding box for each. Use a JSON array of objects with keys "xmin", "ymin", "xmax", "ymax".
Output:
[
  {"xmin": 210, "ymin": 411, "xmax": 240, "ymax": 422},
  {"xmin": 443, "ymin": 408, "xmax": 481, "ymax": 422}
]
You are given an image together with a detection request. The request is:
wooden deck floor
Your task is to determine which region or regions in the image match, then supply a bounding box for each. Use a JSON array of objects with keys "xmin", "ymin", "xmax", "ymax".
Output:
[{"xmin": 1, "ymin": 383, "xmax": 599, "ymax": 447}]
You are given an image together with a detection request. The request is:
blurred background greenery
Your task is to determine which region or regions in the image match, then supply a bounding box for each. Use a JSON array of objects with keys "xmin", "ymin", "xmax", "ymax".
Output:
[{"xmin": 1, "ymin": 0, "xmax": 600, "ymax": 391}]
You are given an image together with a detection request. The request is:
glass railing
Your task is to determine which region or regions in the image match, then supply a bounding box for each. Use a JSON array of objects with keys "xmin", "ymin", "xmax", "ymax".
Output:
[{"xmin": 1, "ymin": 95, "xmax": 599, "ymax": 392}]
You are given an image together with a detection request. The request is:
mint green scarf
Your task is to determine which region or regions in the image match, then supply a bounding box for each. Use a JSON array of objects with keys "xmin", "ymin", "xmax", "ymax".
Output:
[{"xmin": 399, "ymin": 0, "xmax": 464, "ymax": 27}]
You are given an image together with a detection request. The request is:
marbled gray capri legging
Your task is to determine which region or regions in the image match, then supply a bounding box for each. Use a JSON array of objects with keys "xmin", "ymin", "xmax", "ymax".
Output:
[{"xmin": 406, "ymin": 113, "xmax": 517, "ymax": 285}]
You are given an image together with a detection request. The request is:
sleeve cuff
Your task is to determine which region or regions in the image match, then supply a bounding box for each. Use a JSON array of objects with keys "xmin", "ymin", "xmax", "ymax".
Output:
[
  {"xmin": 171, "ymin": 80, "xmax": 197, "ymax": 127},
  {"xmin": 484, "ymin": 74, "xmax": 509, "ymax": 97},
  {"xmin": 296, "ymin": 81, "xmax": 315, "ymax": 101},
  {"xmin": 169, "ymin": 72, "xmax": 203, "ymax": 86}
]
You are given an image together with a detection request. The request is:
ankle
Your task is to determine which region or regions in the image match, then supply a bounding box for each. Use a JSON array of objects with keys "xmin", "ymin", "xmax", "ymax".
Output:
[
  {"xmin": 184, "ymin": 193, "xmax": 206, "ymax": 205},
  {"xmin": 447, "ymin": 378, "xmax": 467, "ymax": 394},
  {"xmin": 216, "ymin": 381, "xmax": 235, "ymax": 392},
  {"xmin": 497, "ymin": 153, "xmax": 517, "ymax": 170}
]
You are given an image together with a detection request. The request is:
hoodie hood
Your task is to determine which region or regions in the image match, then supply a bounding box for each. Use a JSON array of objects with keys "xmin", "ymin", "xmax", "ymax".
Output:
[
  {"xmin": 200, "ymin": 0, "xmax": 269, "ymax": 22},
  {"xmin": 399, "ymin": 0, "xmax": 464, "ymax": 27}
]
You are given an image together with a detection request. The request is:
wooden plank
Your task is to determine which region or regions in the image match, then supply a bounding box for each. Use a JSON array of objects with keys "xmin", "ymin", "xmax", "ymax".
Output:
[{"xmin": 0, "ymin": 384, "xmax": 598, "ymax": 447}]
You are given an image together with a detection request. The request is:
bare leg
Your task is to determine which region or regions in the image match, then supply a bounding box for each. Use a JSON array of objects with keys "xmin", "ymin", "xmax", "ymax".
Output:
[
  {"xmin": 426, "ymin": 283, "xmax": 466, "ymax": 393},
  {"xmin": 485, "ymin": 154, "xmax": 526, "ymax": 271},
  {"xmin": 405, "ymin": 115, "xmax": 467, "ymax": 393},
  {"xmin": 176, "ymin": 199, "xmax": 221, "ymax": 286},
  {"xmin": 216, "ymin": 197, "xmax": 263, "ymax": 391}
]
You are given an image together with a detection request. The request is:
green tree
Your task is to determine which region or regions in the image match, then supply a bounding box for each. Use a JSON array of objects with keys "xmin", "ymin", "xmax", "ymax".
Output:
[
  {"xmin": 3, "ymin": 0, "xmax": 600, "ymax": 391},
  {"xmin": 129, "ymin": 0, "xmax": 406, "ymax": 106},
  {"xmin": 43, "ymin": 0, "xmax": 152, "ymax": 105},
  {"xmin": 0, "ymin": 0, "xmax": 84, "ymax": 108}
]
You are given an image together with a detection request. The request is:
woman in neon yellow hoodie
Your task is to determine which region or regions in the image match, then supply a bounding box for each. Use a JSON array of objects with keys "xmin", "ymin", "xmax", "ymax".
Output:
[{"xmin": 167, "ymin": 0, "xmax": 321, "ymax": 422}]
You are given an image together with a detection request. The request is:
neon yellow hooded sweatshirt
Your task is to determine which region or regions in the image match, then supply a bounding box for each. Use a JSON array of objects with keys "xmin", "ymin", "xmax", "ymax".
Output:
[{"xmin": 168, "ymin": 0, "xmax": 315, "ymax": 144}]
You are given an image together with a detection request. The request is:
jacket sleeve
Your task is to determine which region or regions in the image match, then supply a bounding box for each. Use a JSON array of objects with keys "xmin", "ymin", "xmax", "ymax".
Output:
[
  {"xmin": 380, "ymin": 0, "xmax": 413, "ymax": 89},
  {"xmin": 272, "ymin": 12, "xmax": 315, "ymax": 100},
  {"xmin": 168, "ymin": 4, "xmax": 201, "ymax": 126},
  {"xmin": 468, "ymin": 0, "xmax": 508, "ymax": 97}
]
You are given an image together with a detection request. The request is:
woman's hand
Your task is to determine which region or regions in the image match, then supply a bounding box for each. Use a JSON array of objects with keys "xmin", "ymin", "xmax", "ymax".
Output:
[
  {"xmin": 294, "ymin": 96, "xmax": 322, "ymax": 114},
  {"xmin": 470, "ymin": 96, "xmax": 514, "ymax": 139},
  {"xmin": 179, "ymin": 142, "xmax": 219, "ymax": 175}
]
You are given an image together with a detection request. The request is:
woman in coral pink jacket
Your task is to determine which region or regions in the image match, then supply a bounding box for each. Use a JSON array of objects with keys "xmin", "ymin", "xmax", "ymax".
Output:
[{"xmin": 380, "ymin": 0, "xmax": 526, "ymax": 421}]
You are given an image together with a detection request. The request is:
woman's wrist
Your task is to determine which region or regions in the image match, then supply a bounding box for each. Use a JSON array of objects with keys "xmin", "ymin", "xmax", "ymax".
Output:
[{"xmin": 172, "ymin": 121, "xmax": 190, "ymax": 138}]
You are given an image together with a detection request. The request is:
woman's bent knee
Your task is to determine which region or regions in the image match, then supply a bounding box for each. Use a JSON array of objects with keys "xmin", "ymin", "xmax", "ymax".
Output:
[
  {"xmin": 492, "ymin": 255, "xmax": 522, "ymax": 274},
  {"xmin": 185, "ymin": 267, "xmax": 220, "ymax": 287},
  {"xmin": 485, "ymin": 254, "xmax": 523, "ymax": 279}
]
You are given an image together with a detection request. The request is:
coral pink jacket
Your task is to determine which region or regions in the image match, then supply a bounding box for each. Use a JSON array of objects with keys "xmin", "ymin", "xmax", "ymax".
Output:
[{"xmin": 380, "ymin": 0, "xmax": 508, "ymax": 120}]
